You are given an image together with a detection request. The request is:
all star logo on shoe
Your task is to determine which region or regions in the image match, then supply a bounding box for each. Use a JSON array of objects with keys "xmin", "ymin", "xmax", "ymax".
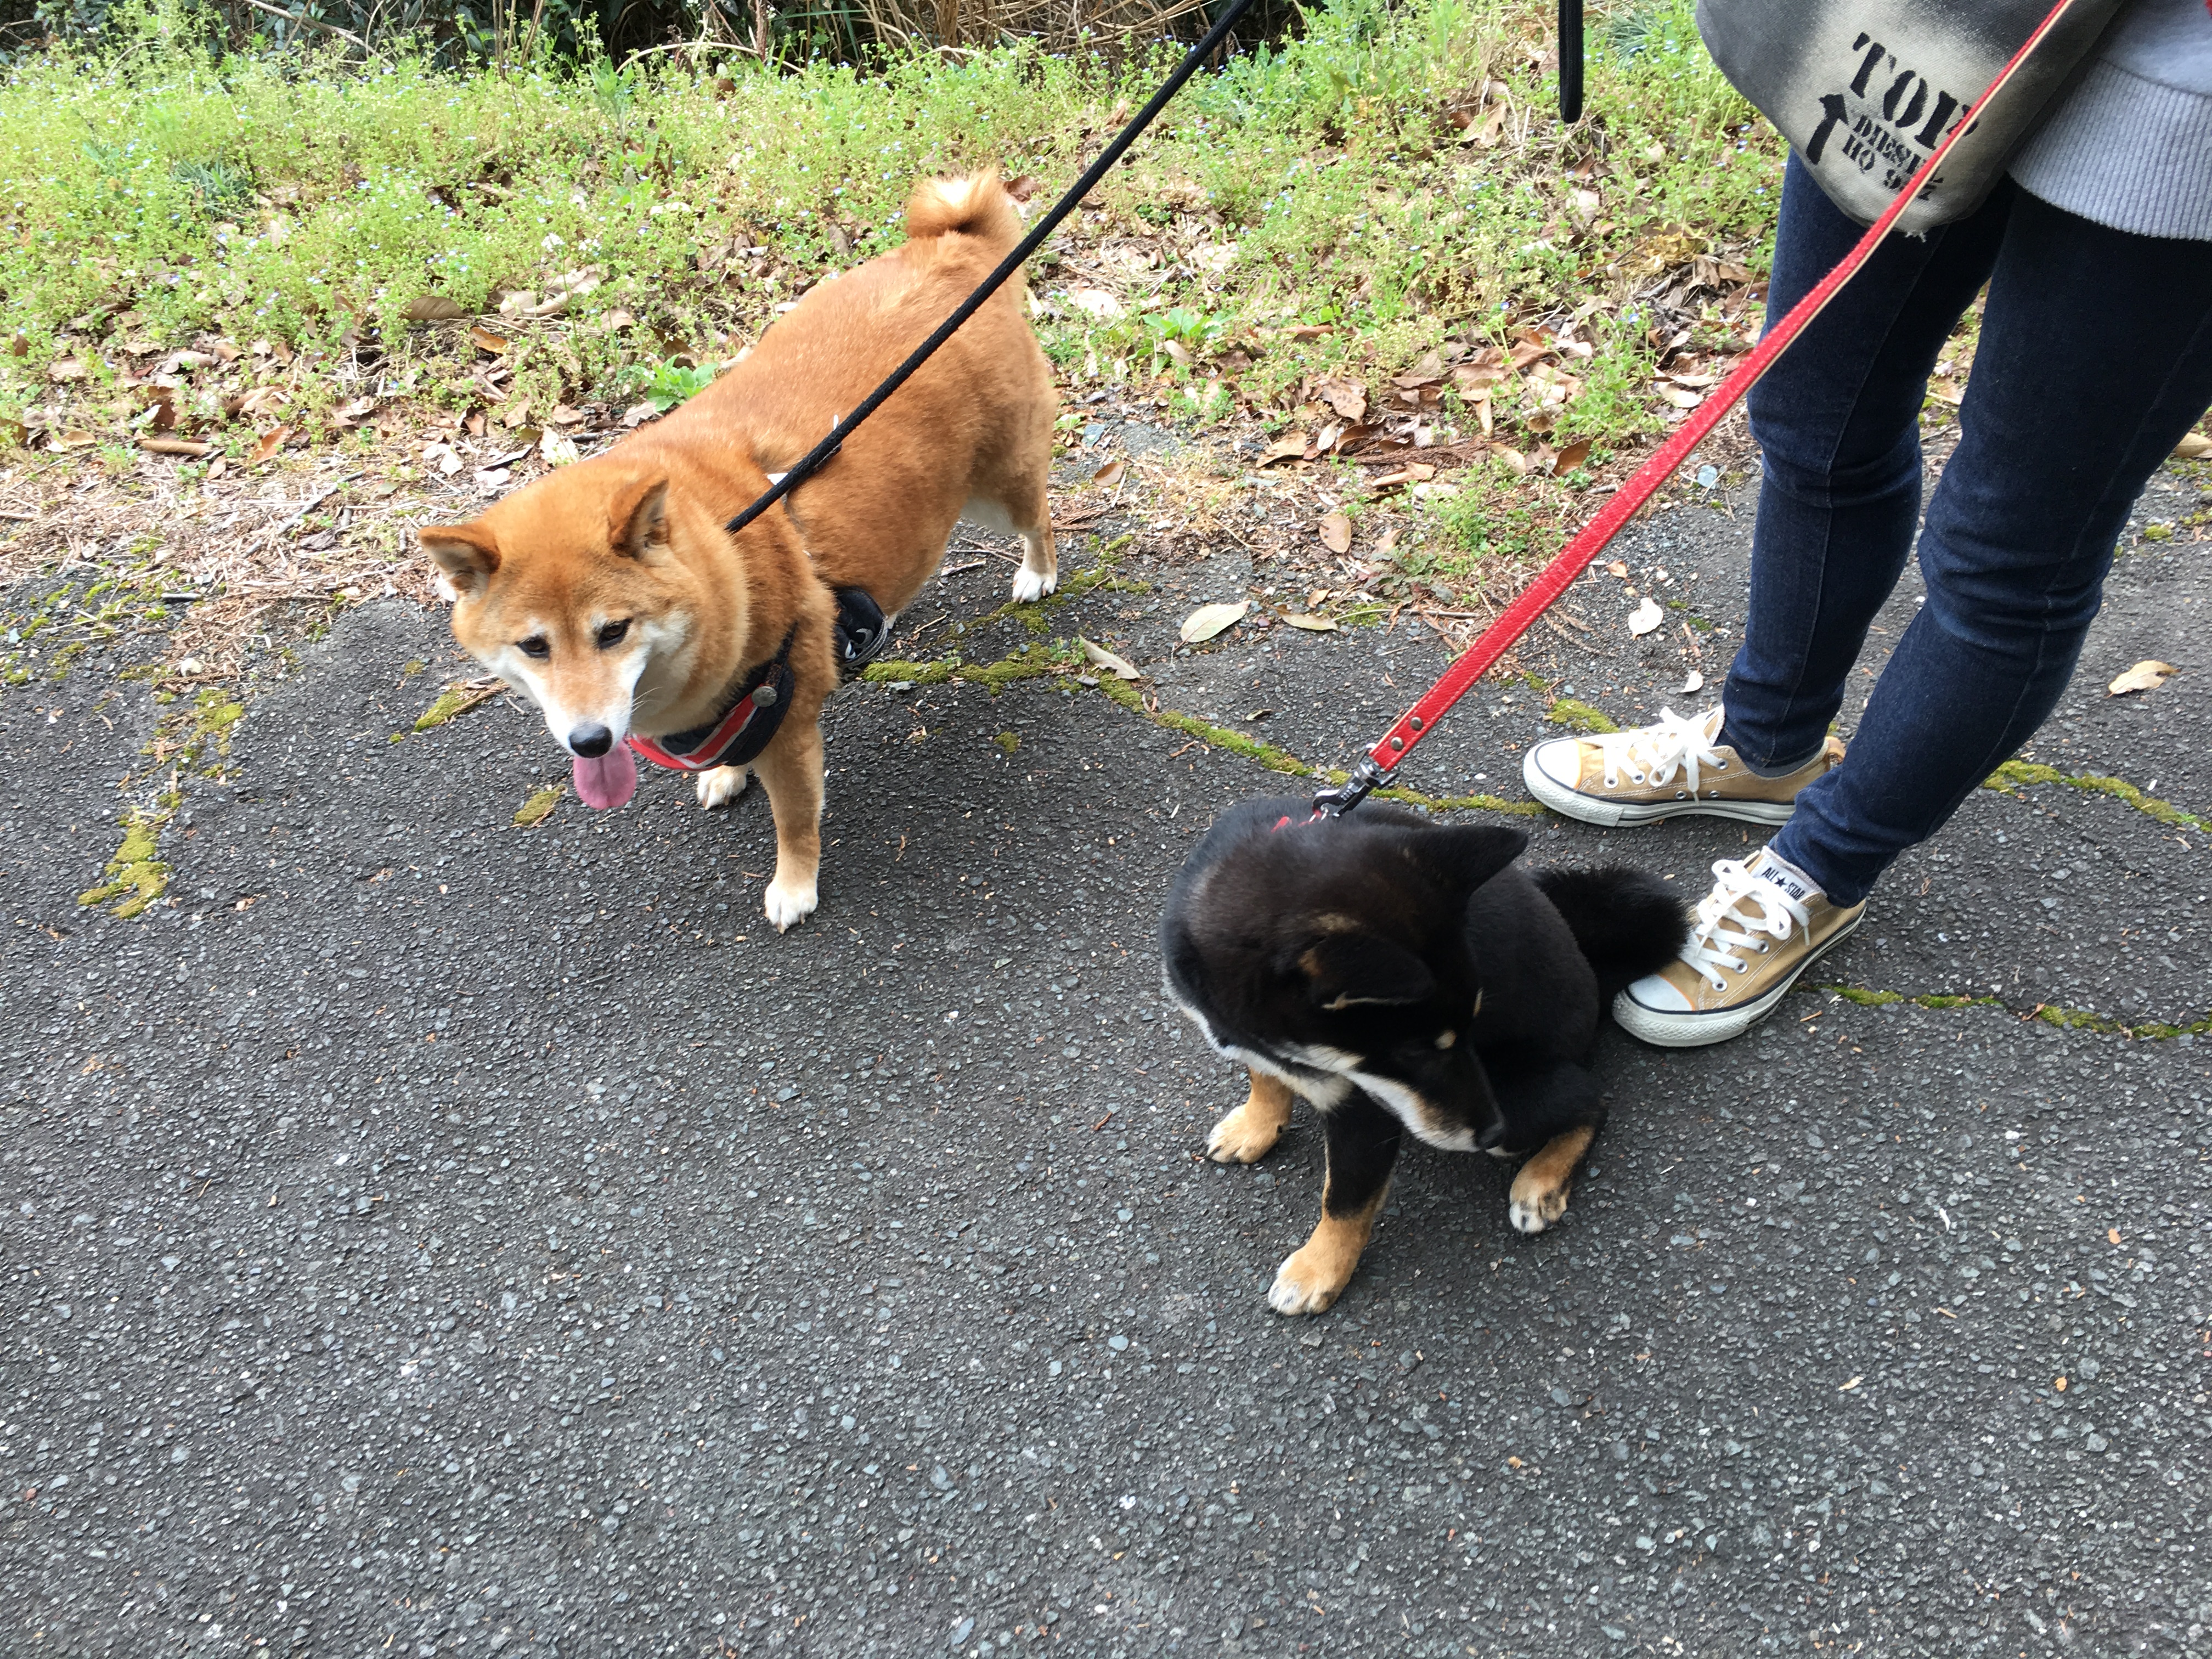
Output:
[{"xmin": 1752, "ymin": 854, "xmax": 1818, "ymax": 906}]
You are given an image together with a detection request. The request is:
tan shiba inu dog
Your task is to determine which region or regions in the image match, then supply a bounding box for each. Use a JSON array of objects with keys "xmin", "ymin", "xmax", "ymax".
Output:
[{"xmin": 419, "ymin": 173, "xmax": 1058, "ymax": 931}]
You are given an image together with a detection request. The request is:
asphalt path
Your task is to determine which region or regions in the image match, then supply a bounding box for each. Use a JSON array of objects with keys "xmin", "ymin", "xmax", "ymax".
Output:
[{"xmin": 4, "ymin": 456, "xmax": 2210, "ymax": 1658}]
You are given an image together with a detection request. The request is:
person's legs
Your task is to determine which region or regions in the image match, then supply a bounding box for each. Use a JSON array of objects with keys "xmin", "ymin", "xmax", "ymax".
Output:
[
  {"xmin": 1771, "ymin": 195, "xmax": 2212, "ymax": 903},
  {"xmin": 1719, "ymin": 154, "xmax": 2015, "ymax": 772}
]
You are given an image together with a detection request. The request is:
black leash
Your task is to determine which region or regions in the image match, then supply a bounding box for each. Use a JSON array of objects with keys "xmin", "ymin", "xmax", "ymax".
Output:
[
  {"xmin": 724, "ymin": 0, "xmax": 1262, "ymax": 539},
  {"xmin": 1558, "ymin": 0, "xmax": 1583, "ymax": 122}
]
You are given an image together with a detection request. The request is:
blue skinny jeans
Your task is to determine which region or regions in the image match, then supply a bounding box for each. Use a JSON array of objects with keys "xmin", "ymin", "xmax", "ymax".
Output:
[{"xmin": 1719, "ymin": 153, "xmax": 2212, "ymax": 906}]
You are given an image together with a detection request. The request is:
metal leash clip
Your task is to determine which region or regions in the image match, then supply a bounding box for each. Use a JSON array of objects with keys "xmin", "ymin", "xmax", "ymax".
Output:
[{"xmin": 1310, "ymin": 755, "xmax": 1396, "ymax": 819}]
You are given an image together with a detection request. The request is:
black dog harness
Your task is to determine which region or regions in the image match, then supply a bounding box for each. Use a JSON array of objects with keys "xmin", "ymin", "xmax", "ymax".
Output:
[
  {"xmin": 627, "ymin": 628, "xmax": 798, "ymax": 775},
  {"xmin": 624, "ymin": 585, "xmax": 890, "ymax": 776}
]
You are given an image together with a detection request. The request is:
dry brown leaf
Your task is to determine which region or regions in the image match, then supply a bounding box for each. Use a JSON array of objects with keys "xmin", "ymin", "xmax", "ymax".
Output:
[
  {"xmin": 1628, "ymin": 597, "xmax": 1664, "ymax": 637},
  {"xmin": 140, "ymin": 435, "xmax": 212, "ymax": 457},
  {"xmin": 47, "ymin": 431, "xmax": 98, "ymax": 452},
  {"xmin": 540, "ymin": 431, "xmax": 580, "ymax": 467},
  {"xmin": 1317, "ymin": 380, "xmax": 1368, "ymax": 421},
  {"xmin": 250, "ymin": 426, "xmax": 291, "ymax": 465},
  {"xmin": 1491, "ymin": 445, "xmax": 1530, "ymax": 476},
  {"xmin": 238, "ymin": 386, "xmax": 287, "ymax": 419},
  {"xmin": 1180, "ymin": 601, "xmax": 1248, "ymax": 644},
  {"xmin": 1077, "ymin": 637, "xmax": 1142, "ymax": 681},
  {"xmin": 2175, "ymin": 432, "xmax": 2212, "ymax": 460},
  {"xmin": 1317, "ymin": 511, "xmax": 1353, "ymax": 554},
  {"xmin": 1257, "ymin": 433, "xmax": 1311, "ymax": 467},
  {"xmin": 469, "ymin": 325, "xmax": 510, "ymax": 354},
  {"xmin": 1091, "ymin": 457, "xmax": 1127, "ymax": 488},
  {"xmin": 2107, "ymin": 659, "xmax": 2176, "ymax": 696},
  {"xmin": 1283, "ymin": 613, "xmax": 1338, "ymax": 632},
  {"xmin": 49, "ymin": 357, "xmax": 86, "ymax": 382},
  {"xmin": 1554, "ymin": 437, "xmax": 1594, "ymax": 473},
  {"xmin": 1607, "ymin": 560, "xmax": 1630, "ymax": 578},
  {"xmin": 1372, "ymin": 526, "xmax": 1401, "ymax": 561},
  {"xmin": 1656, "ymin": 385, "xmax": 1705, "ymax": 410},
  {"xmin": 1066, "ymin": 287, "xmax": 1125, "ymax": 320},
  {"xmin": 405, "ymin": 296, "xmax": 470, "ymax": 322},
  {"xmin": 333, "ymin": 397, "xmax": 378, "ymax": 429},
  {"xmin": 1679, "ymin": 669, "xmax": 1705, "ymax": 695}
]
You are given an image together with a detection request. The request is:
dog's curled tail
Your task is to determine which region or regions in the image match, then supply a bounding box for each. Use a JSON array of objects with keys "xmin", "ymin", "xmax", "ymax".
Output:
[
  {"xmin": 1532, "ymin": 866, "xmax": 1690, "ymax": 1001},
  {"xmin": 904, "ymin": 172, "xmax": 1025, "ymax": 252}
]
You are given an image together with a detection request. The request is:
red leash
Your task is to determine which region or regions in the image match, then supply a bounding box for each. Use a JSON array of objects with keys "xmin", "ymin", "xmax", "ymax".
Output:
[{"xmin": 1314, "ymin": 0, "xmax": 2084, "ymax": 816}]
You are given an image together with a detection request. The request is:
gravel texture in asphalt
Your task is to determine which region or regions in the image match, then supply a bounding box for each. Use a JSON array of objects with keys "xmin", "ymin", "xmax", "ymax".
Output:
[{"xmin": 4, "ymin": 464, "xmax": 2209, "ymax": 1657}]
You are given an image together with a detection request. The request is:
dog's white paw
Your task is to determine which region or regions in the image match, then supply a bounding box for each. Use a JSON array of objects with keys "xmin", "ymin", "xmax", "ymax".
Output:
[
  {"xmin": 1009, "ymin": 566, "xmax": 1057, "ymax": 604},
  {"xmin": 695, "ymin": 765, "xmax": 751, "ymax": 809},
  {"xmin": 1267, "ymin": 1246, "xmax": 1349, "ymax": 1317},
  {"xmin": 1508, "ymin": 1179, "xmax": 1570, "ymax": 1235},
  {"xmin": 1206, "ymin": 1105, "xmax": 1282, "ymax": 1165},
  {"xmin": 763, "ymin": 873, "xmax": 819, "ymax": 933}
]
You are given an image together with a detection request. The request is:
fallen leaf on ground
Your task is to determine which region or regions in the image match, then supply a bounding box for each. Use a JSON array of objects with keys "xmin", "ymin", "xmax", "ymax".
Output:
[
  {"xmin": 1066, "ymin": 287, "xmax": 1125, "ymax": 320},
  {"xmin": 2176, "ymin": 432, "xmax": 2212, "ymax": 460},
  {"xmin": 405, "ymin": 296, "xmax": 470, "ymax": 321},
  {"xmin": 1372, "ymin": 526, "xmax": 1400, "ymax": 561},
  {"xmin": 1257, "ymin": 433, "xmax": 1311, "ymax": 466},
  {"xmin": 1837, "ymin": 1376, "xmax": 1861, "ymax": 1392},
  {"xmin": 1656, "ymin": 385, "xmax": 1705, "ymax": 410},
  {"xmin": 2107, "ymin": 659, "xmax": 2176, "ymax": 696},
  {"xmin": 1554, "ymin": 437, "xmax": 1593, "ymax": 473},
  {"xmin": 333, "ymin": 398, "xmax": 378, "ymax": 429},
  {"xmin": 1492, "ymin": 445, "xmax": 1531, "ymax": 476},
  {"xmin": 250, "ymin": 426, "xmax": 291, "ymax": 464},
  {"xmin": 49, "ymin": 357, "xmax": 86, "ymax": 381},
  {"xmin": 1180, "ymin": 601, "xmax": 1248, "ymax": 644},
  {"xmin": 469, "ymin": 325, "xmax": 509, "ymax": 354},
  {"xmin": 1317, "ymin": 511, "xmax": 1353, "ymax": 554},
  {"xmin": 1628, "ymin": 597, "xmax": 1664, "ymax": 637},
  {"xmin": 540, "ymin": 432, "xmax": 580, "ymax": 466},
  {"xmin": 47, "ymin": 431, "xmax": 98, "ymax": 452},
  {"xmin": 1091, "ymin": 457, "xmax": 1127, "ymax": 488},
  {"xmin": 1317, "ymin": 380, "xmax": 1368, "ymax": 421},
  {"xmin": 1077, "ymin": 637, "xmax": 1142, "ymax": 680},
  {"xmin": 140, "ymin": 435, "xmax": 212, "ymax": 457},
  {"xmin": 238, "ymin": 386, "xmax": 287, "ymax": 419},
  {"xmin": 1679, "ymin": 669, "xmax": 1705, "ymax": 694},
  {"xmin": 514, "ymin": 783, "xmax": 562, "ymax": 827},
  {"xmin": 1283, "ymin": 613, "xmax": 1338, "ymax": 632},
  {"xmin": 1607, "ymin": 560, "xmax": 1630, "ymax": 578}
]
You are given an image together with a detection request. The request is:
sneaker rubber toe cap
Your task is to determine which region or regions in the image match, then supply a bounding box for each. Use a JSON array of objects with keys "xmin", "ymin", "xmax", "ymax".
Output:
[
  {"xmin": 1525, "ymin": 739, "xmax": 1584, "ymax": 792},
  {"xmin": 1619, "ymin": 972, "xmax": 1693, "ymax": 1015}
]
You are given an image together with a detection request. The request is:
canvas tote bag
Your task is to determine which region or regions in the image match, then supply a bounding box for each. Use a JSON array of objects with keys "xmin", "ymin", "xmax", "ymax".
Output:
[{"xmin": 1695, "ymin": 0, "xmax": 2128, "ymax": 229}]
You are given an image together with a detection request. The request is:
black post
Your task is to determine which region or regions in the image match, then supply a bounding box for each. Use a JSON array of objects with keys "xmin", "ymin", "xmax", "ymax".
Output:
[{"xmin": 1559, "ymin": 0, "xmax": 1583, "ymax": 123}]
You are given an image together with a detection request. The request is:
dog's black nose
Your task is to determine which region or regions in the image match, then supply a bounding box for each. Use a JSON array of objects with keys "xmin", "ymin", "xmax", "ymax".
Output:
[{"xmin": 569, "ymin": 724, "xmax": 613, "ymax": 757}]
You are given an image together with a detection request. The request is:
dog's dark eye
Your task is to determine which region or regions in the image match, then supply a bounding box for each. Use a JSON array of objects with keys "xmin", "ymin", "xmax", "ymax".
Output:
[
  {"xmin": 518, "ymin": 636, "xmax": 551, "ymax": 659},
  {"xmin": 596, "ymin": 619, "xmax": 631, "ymax": 650}
]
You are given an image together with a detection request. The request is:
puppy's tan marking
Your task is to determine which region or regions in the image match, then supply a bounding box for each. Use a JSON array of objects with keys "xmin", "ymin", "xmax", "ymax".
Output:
[
  {"xmin": 1269, "ymin": 1179, "xmax": 1391, "ymax": 1316},
  {"xmin": 1508, "ymin": 1123, "xmax": 1596, "ymax": 1235},
  {"xmin": 1206, "ymin": 1070, "xmax": 1294, "ymax": 1165}
]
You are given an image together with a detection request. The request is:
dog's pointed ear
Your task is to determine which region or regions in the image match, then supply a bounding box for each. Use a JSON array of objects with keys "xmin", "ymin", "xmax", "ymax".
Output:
[
  {"xmin": 609, "ymin": 476, "xmax": 672, "ymax": 562},
  {"xmin": 1411, "ymin": 824, "xmax": 1527, "ymax": 890},
  {"xmin": 1289, "ymin": 926, "xmax": 1436, "ymax": 1011},
  {"xmin": 419, "ymin": 522, "xmax": 499, "ymax": 599}
]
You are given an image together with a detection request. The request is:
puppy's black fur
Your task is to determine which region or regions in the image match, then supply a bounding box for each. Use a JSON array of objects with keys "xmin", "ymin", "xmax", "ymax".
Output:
[{"xmin": 1159, "ymin": 797, "xmax": 1685, "ymax": 1313}]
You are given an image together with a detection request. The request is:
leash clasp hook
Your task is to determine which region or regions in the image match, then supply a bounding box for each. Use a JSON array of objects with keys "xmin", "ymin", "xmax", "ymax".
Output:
[{"xmin": 1310, "ymin": 755, "xmax": 1395, "ymax": 819}]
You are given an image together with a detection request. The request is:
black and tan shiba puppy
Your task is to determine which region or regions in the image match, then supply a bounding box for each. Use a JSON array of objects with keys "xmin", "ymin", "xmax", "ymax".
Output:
[{"xmin": 1159, "ymin": 798, "xmax": 1686, "ymax": 1315}]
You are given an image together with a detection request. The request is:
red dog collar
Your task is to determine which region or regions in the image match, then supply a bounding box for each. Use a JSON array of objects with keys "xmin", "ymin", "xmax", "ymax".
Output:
[{"xmin": 627, "ymin": 629, "xmax": 796, "ymax": 774}]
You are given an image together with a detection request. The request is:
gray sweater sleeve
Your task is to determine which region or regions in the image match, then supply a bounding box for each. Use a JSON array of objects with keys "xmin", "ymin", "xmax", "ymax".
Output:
[{"xmin": 2010, "ymin": 0, "xmax": 2212, "ymax": 240}]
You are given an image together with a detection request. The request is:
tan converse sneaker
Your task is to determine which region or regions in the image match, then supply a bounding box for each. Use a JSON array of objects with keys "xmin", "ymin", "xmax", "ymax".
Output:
[
  {"xmin": 1522, "ymin": 706, "xmax": 1843, "ymax": 827},
  {"xmin": 1613, "ymin": 849, "xmax": 1866, "ymax": 1047}
]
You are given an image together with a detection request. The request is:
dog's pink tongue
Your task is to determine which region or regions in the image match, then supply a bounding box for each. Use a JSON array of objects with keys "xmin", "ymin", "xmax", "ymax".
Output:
[{"xmin": 572, "ymin": 743, "xmax": 639, "ymax": 810}]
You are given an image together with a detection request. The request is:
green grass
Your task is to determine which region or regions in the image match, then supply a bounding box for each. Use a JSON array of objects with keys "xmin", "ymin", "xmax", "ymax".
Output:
[{"xmin": 1, "ymin": 0, "xmax": 1779, "ymax": 459}]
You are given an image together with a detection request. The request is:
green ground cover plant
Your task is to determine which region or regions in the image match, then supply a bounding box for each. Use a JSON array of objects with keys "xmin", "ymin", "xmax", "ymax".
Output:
[{"xmin": 2, "ymin": 0, "xmax": 1776, "ymax": 442}]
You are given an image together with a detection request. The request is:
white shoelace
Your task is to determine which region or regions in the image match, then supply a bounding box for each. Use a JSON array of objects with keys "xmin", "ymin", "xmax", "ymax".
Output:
[
  {"xmin": 1592, "ymin": 706, "xmax": 1726, "ymax": 794},
  {"xmin": 1681, "ymin": 858, "xmax": 1810, "ymax": 991}
]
